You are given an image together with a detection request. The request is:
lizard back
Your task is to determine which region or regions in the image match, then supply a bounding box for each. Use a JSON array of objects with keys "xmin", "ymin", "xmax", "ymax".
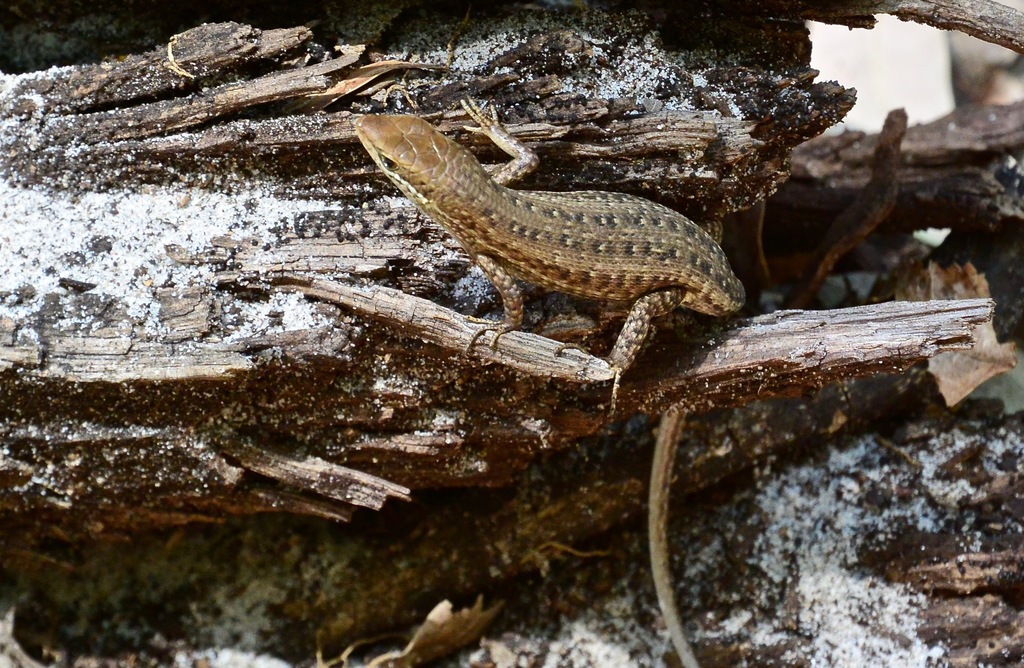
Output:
[{"xmin": 355, "ymin": 113, "xmax": 744, "ymax": 316}]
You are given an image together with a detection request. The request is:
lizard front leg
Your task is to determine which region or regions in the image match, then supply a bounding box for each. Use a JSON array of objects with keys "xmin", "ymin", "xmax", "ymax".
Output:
[
  {"xmin": 466, "ymin": 254, "xmax": 525, "ymax": 352},
  {"xmin": 460, "ymin": 98, "xmax": 539, "ymax": 187}
]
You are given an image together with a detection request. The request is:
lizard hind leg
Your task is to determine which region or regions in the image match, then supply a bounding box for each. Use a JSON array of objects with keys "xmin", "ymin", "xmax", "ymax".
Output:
[{"xmin": 605, "ymin": 288, "xmax": 688, "ymax": 411}]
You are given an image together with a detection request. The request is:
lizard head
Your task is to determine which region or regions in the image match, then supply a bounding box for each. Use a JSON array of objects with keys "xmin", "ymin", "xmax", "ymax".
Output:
[{"xmin": 355, "ymin": 114, "xmax": 468, "ymax": 207}]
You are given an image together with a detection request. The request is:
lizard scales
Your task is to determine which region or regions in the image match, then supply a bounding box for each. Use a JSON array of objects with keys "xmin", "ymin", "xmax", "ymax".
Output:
[
  {"xmin": 355, "ymin": 113, "xmax": 743, "ymax": 310},
  {"xmin": 355, "ymin": 103, "xmax": 744, "ymax": 373}
]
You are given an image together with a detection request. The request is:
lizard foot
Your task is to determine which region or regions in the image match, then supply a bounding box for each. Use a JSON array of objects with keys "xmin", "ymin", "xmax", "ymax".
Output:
[
  {"xmin": 467, "ymin": 322, "xmax": 515, "ymax": 352},
  {"xmin": 460, "ymin": 97, "xmax": 499, "ymax": 133},
  {"xmin": 553, "ymin": 341, "xmax": 589, "ymax": 357}
]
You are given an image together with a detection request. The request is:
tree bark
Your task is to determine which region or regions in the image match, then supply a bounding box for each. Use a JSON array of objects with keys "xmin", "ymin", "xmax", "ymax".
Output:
[{"xmin": 2, "ymin": 1, "xmax": 1024, "ymax": 665}]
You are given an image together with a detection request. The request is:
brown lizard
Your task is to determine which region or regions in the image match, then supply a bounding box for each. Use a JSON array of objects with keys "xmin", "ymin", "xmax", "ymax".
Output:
[
  {"xmin": 355, "ymin": 99, "xmax": 742, "ymax": 668},
  {"xmin": 354, "ymin": 100, "xmax": 743, "ymax": 391}
]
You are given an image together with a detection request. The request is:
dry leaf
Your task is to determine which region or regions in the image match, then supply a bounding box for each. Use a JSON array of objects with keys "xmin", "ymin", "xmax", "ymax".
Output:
[
  {"xmin": 367, "ymin": 596, "xmax": 503, "ymax": 668},
  {"xmin": 896, "ymin": 262, "xmax": 1016, "ymax": 405},
  {"xmin": 294, "ymin": 60, "xmax": 443, "ymax": 112}
]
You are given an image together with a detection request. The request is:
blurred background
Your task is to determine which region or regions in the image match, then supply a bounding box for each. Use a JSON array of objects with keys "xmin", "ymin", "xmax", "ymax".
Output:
[
  {"xmin": 811, "ymin": 9, "xmax": 1024, "ymax": 410},
  {"xmin": 810, "ymin": 9, "xmax": 1024, "ymax": 132}
]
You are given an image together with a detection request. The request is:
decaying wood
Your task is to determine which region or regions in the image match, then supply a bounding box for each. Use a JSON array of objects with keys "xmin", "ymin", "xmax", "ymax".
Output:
[
  {"xmin": 3, "ymin": 1, "xmax": 1024, "ymax": 665},
  {"xmin": 9, "ymin": 405, "xmax": 1024, "ymax": 665},
  {"xmin": 4, "ymin": 23, "xmax": 316, "ymax": 114},
  {"xmin": 0, "ymin": 21, "xmax": 850, "ymax": 218},
  {"xmin": 786, "ymin": 108, "xmax": 907, "ymax": 309},
  {"xmin": 794, "ymin": 0, "xmax": 1024, "ymax": 53},
  {"xmin": 684, "ymin": 409, "xmax": 1024, "ymax": 668},
  {"xmin": 768, "ymin": 100, "xmax": 1024, "ymax": 243},
  {"xmin": 0, "ymin": 16, "xmax": 866, "ymax": 533},
  {"xmin": 0, "ymin": 297, "xmax": 992, "ymax": 543},
  {"xmin": 271, "ymin": 275, "xmax": 615, "ymax": 383}
]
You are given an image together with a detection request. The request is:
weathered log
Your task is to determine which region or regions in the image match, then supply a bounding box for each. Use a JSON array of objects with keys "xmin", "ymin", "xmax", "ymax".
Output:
[
  {"xmin": 9, "ymin": 406, "xmax": 1024, "ymax": 665},
  {"xmin": 0, "ymin": 296, "xmax": 993, "ymax": 543},
  {"xmin": 2, "ymin": 1, "xmax": 1024, "ymax": 665},
  {"xmin": 0, "ymin": 15, "xmax": 864, "ymax": 532}
]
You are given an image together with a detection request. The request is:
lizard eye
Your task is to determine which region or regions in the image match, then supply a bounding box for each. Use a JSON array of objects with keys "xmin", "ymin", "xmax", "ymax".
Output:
[{"xmin": 380, "ymin": 156, "xmax": 396, "ymax": 170}]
